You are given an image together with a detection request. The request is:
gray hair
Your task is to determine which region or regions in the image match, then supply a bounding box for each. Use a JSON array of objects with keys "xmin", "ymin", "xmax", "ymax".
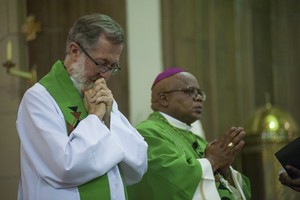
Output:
[{"xmin": 66, "ymin": 13, "xmax": 124, "ymax": 51}]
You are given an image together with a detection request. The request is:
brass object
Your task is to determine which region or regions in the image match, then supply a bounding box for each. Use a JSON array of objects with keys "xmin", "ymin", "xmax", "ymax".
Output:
[
  {"xmin": 241, "ymin": 100, "xmax": 300, "ymax": 200},
  {"xmin": 2, "ymin": 15, "xmax": 41, "ymax": 85},
  {"xmin": 21, "ymin": 15, "xmax": 41, "ymax": 42},
  {"xmin": 245, "ymin": 102, "xmax": 298, "ymax": 144},
  {"xmin": 3, "ymin": 60, "xmax": 37, "ymax": 85}
]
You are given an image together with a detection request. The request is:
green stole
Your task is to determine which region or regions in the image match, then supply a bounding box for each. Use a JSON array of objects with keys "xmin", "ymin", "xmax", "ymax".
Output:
[{"xmin": 39, "ymin": 60, "xmax": 110, "ymax": 200}]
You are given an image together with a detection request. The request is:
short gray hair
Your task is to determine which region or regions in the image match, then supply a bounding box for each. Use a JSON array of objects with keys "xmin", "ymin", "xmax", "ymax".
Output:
[{"xmin": 66, "ymin": 13, "xmax": 124, "ymax": 51}]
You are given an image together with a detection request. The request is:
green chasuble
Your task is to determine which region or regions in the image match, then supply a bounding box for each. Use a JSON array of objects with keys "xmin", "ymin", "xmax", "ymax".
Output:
[
  {"xmin": 127, "ymin": 112, "xmax": 251, "ymax": 200},
  {"xmin": 39, "ymin": 60, "xmax": 111, "ymax": 200}
]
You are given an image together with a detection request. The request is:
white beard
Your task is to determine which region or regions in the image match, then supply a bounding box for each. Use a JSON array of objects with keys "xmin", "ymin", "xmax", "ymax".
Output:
[{"xmin": 69, "ymin": 56, "xmax": 94, "ymax": 93}]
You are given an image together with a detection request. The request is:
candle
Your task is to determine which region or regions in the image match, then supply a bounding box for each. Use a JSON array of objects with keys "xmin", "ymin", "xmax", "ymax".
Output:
[{"xmin": 6, "ymin": 40, "xmax": 12, "ymax": 61}]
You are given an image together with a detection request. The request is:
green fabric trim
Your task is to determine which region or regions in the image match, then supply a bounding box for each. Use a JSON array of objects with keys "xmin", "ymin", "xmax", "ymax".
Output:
[
  {"xmin": 78, "ymin": 176, "xmax": 110, "ymax": 200},
  {"xmin": 242, "ymin": 174, "xmax": 252, "ymax": 200},
  {"xmin": 39, "ymin": 60, "xmax": 86, "ymax": 133},
  {"xmin": 39, "ymin": 60, "xmax": 110, "ymax": 200}
]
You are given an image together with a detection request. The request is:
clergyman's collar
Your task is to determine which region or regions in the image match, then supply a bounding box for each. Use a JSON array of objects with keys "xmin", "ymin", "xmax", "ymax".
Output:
[{"xmin": 159, "ymin": 112, "xmax": 192, "ymax": 131}]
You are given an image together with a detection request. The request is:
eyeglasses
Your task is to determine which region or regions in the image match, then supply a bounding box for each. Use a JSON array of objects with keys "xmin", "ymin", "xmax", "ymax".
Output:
[
  {"xmin": 160, "ymin": 87, "xmax": 206, "ymax": 101},
  {"xmin": 77, "ymin": 43, "xmax": 121, "ymax": 75}
]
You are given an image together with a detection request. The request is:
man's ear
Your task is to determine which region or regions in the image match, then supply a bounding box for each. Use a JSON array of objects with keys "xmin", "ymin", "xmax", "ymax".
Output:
[
  {"xmin": 159, "ymin": 93, "xmax": 169, "ymax": 107},
  {"xmin": 68, "ymin": 42, "xmax": 81, "ymax": 61}
]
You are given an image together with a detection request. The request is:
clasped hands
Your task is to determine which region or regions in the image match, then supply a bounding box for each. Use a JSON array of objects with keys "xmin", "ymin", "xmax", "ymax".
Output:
[
  {"xmin": 205, "ymin": 127, "xmax": 245, "ymax": 177},
  {"xmin": 83, "ymin": 78, "xmax": 113, "ymax": 123}
]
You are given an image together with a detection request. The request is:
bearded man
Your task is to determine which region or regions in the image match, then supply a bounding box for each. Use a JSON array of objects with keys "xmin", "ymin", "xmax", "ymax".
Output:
[{"xmin": 16, "ymin": 13, "xmax": 148, "ymax": 200}]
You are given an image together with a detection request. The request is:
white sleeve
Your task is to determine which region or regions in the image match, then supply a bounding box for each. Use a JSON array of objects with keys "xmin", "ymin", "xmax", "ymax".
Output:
[
  {"xmin": 192, "ymin": 158, "xmax": 221, "ymax": 200},
  {"xmin": 109, "ymin": 103, "xmax": 148, "ymax": 185},
  {"xmin": 230, "ymin": 166, "xmax": 247, "ymax": 200},
  {"xmin": 191, "ymin": 159, "xmax": 247, "ymax": 200}
]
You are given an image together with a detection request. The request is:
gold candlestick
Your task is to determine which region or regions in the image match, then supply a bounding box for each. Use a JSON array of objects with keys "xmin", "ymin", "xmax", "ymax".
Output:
[{"xmin": 3, "ymin": 60, "xmax": 37, "ymax": 85}]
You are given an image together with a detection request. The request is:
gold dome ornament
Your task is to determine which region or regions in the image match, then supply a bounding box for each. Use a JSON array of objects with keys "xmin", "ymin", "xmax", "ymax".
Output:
[
  {"xmin": 241, "ymin": 95, "xmax": 300, "ymax": 200},
  {"xmin": 245, "ymin": 97, "xmax": 298, "ymax": 144},
  {"xmin": 22, "ymin": 15, "xmax": 41, "ymax": 42}
]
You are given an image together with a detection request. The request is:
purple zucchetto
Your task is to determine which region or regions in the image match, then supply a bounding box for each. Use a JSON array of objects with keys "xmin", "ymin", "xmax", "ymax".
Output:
[{"xmin": 151, "ymin": 67, "xmax": 185, "ymax": 89}]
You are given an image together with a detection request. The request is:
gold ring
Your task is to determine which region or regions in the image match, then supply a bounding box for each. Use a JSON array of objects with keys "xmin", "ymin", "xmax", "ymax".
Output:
[{"xmin": 228, "ymin": 142, "xmax": 234, "ymax": 148}]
